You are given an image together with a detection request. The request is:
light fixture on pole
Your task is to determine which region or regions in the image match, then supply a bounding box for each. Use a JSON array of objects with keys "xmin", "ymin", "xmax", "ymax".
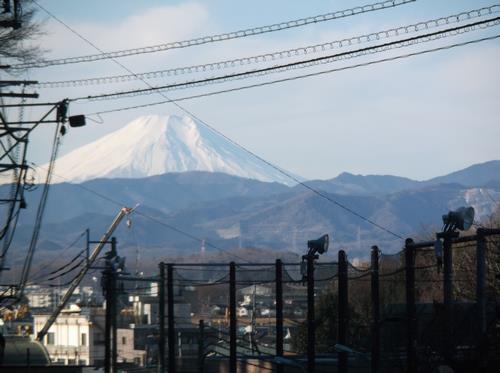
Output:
[
  {"xmin": 301, "ymin": 234, "xmax": 329, "ymax": 279},
  {"xmin": 441, "ymin": 206, "xmax": 475, "ymax": 233},
  {"xmin": 301, "ymin": 233, "xmax": 330, "ymax": 373},
  {"xmin": 434, "ymin": 206, "xmax": 475, "ymax": 272}
]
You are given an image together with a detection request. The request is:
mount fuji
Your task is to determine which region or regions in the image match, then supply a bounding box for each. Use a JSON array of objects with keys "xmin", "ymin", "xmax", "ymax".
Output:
[{"xmin": 53, "ymin": 115, "xmax": 295, "ymax": 185}]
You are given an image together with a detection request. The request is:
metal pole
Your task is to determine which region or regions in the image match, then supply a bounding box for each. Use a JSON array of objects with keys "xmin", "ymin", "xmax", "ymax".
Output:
[
  {"xmin": 167, "ymin": 264, "xmax": 176, "ymax": 373},
  {"xmin": 338, "ymin": 250, "xmax": 348, "ymax": 373},
  {"xmin": 159, "ymin": 263, "xmax": 166, "ymax": 373},
  {"xmin": 104, "ymin": 269, "xmax": 111, "ymax": 373},
  {"xmin": 441, "ymin": 232, "xmax": 457, "ymax": 363},
  {"xmin": 275, "ymin": 259, "xmax": 284, "ymax": 373},
  {"xmin": 229, "ymin": 261, "xmax": 237, "ymax": 373},
  {"xmin": 306, "ymin": 253, "xmax": 316, "ymax": 373},
  {"xmin": 86, "ymin": 229, "xmax": 90, "ymax": 267},
  {"xmin": 198, "ymin": 320, "xmax": 205, "ymax": 373},
  {"xmin": 371, "ymin": 246, "xmax": 380, "ymax": 373},
  {"xmin": 476, "ymin": 229, "xmax": 486, "ymax": 336},
  {"xmin": 442, "ymin": 234, "xmax": 454, "ymax": 309},
  {"xmin": 405, "ymin": 239, "xmax": 416, "ymax": 373},
  {"xmin": 111, "ymin": 238, "xmax": 117, "ymax": 373}
]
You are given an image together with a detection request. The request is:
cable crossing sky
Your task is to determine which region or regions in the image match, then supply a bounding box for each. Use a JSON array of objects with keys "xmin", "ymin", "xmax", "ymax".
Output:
[
  {"xmin": 34, "ymin": 5, "xmax": 500, "ymax": 89},
  {"xmin": 15, "ymin": 0, "xmax": 416, "ymax": 69},
  {"xmin": 72, "ymin": 16, "xmax": 500, "ymax": 102}
]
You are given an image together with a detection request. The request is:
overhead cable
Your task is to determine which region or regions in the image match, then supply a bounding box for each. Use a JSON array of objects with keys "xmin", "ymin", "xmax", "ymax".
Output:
[
  {"xmin": 35, "ymin": 5, "xmax": 500, "ymax": 89},
  {"xmin": 75, "ymin": 17, "xmax": 500, "ymax": 102},
  {"xmin": 29, "ymin": 231, "xmax": 87, "ymax": 282},
  {"xmin": 19, "ymin": 0, "xmax": 416, "ymax": 70},
  {"xmin": 17, "ymin": 122, "xmax": 63, "ymax": 298},
  {"xmin": 86, "ymin": 34, "xmax": 500, "ymax": 117}
]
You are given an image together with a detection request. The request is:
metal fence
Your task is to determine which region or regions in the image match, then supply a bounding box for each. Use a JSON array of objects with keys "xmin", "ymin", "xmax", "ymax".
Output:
[{"xmin": 105, "ymin": 228, "xmax": 500, "ymax": 373}]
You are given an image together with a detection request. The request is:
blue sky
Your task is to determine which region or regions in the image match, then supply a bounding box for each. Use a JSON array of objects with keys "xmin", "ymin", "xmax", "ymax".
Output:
[{"xmin": 7, "ymin": 0, "xmax": 500, "ymax": 181}]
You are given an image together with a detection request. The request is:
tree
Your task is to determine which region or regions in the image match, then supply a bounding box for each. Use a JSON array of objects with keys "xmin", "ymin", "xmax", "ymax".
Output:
[{"xmin": 0, "ymin": 0, "xmax": 44, "ymax": 65}]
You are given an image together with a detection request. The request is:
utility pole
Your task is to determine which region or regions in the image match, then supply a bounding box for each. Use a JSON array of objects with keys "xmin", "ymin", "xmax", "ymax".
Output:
[
  {"xmin": 371, "ymin": 246, "xmax": 380, "ymax": 373},
  {"xmin": 111, "ymin": 238, "xmax": 117, "ymax": 373},
  {"xmin": 275, "ymin": 259, "xmax": 284, "ymax": 373},
  {"xmin": 338, "ymin": 250, "xmax": 348, "ymax": 373},
  {"xmin": 104, "ymin": 266, "xmax": 112, "ymax": 373},
  {"xmin": 167, "ymin": 264, "xmax": 175, "ymax": 373},
  {"xmin": 159, "ymin": 263, "xmax": 165, "ymax": 373},
  {"xmin": 306, "ymin": 252, "xmax": 316, "ymax": 373},
  {"xmin": 102, "ymin": 237, "xmax": 120, "ymax": 373},
  {"xmin": 405, "ymin": 239, "xmax": 416, "ymax": 373},
  {"xmin": 229, "ymin": 262, "xmax": 237, "ymax": 373}
]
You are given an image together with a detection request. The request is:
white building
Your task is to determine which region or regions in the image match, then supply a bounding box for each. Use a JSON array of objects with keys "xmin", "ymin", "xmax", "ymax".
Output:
[
  {"xmin": 24, "ymin": 285, "xmax": 99, "ymax": 310},
  {"xmin": 33, "ymin": 304, "xmax": 105, "ymax": 366},
  {"xmin": 24, "ymin": 285, "xmax": 54, "ymax": 309}
]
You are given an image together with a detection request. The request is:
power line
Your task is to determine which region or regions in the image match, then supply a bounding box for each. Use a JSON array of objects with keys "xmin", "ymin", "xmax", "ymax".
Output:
[
  {"xmin": 74, "ymin": 17, "xmax": 500, "ymax": 102},
  {"xmin": 34, "ymin": 1, "xmax": 406, "ymax": 240},
  {"xmin": 34, "ymin": 5, "xmax": 500, "ymax": 89},
  {"xmin": 85, "ymin": 34, "xmax": 500, "ymax": 116},
  {"xmin": 29, "ymin": 230, "xmax": 87, "ymax": 282},
  {"xmin": 17, "ymin": 0, "xmax": 416, "ymax": 70},
  {"xmin": 18, "ymin": 122, "xmax": 63, "ymax": 297}
]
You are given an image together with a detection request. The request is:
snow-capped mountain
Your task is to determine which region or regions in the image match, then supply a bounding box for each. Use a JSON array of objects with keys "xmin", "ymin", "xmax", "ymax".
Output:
[{"xmin": 53, "ymin": 115, "xmax": 295, "ymax": 185}]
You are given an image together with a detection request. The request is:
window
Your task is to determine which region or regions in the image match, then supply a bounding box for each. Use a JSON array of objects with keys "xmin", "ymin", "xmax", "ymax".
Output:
[
  {"xmin": 47, "ymin": 332, "xmax": 55, "ymax": 345},
  {"xmin": 122, "ymin": 336, "xmax": 127, "ymax": 345},
  {"xmin": 81, "ymin": 333, "xmax": 87, "ymax": 346}
]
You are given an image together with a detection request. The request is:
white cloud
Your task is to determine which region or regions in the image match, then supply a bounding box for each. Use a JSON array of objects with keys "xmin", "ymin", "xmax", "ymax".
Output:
[{"xmin": 40, "ymin": 2, "xmax": 209, "ymax": 57}]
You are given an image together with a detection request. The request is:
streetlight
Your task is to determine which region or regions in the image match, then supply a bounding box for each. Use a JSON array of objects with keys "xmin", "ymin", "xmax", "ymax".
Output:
[
  {"xmin": 434, "ymin": 206, "xmax": 475, "ymax": 272},
  {"xmin": 435, "ymin": 206, "xmax": 474, "ymax": 364},
  {"xmin": 302, "ymin": 234, "xmax": 330, "ymax": 373}
]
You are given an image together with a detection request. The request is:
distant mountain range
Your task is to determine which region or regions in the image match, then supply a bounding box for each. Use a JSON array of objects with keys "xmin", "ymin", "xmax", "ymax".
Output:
[
  {"xmin": 2, "ymin": 113, "xmax": 499, "ymax": 275},
  {"xmin": 303, "ymin": 160, "xmax": 500, "ymax": 195},
  {"xmin": 3, "ymin": 161, "xmax": 499, "ymax": 271}
]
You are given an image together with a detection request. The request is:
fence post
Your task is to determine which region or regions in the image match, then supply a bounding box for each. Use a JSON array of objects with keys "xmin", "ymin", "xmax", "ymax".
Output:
[
  {"xmin": 371, "ymin": 246, "xmax": 380, "ymax": 373},
  {"xmin": 338, "ymin": 249, "xmax": 348, "ymax": 373},
  {"xmin": 275, "ymin": 259, "xmax": 284, "ymax": 373},
  {"xmin": 198, "ymin": 320, "xmax": 205, "ymax": 373},
  {"xmin": 442, "ymin": 234, "xmax": 454, "ymax": 310},
  {"xmin": 167, "ymin": 264, "xmax": 176, "ymax": 373},
  {"xmin": 229, "ymin": 262, "xmax": 237, "ymax": 373},
  {"xmin": 405, "ymin": 238, "xmax": 417, "ymax": 373},
  {"xmin": 159, "ymin": 262, "xmax": 166, "ymax": 373},
  {"xmin": 306, "ymin": 253, "xmax": 316, "ymax": 373},
  {"xmin": 476, "ymin": 229, "xmax": 486, "ymax": 336},
  {"xmin": 441, "ymin": 232, "xmax": 457, "ymax": 363}
]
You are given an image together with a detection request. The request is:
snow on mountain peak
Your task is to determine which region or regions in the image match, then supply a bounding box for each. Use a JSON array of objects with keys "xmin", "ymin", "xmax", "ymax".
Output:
[{"xmin": 52, "ymin": 114, "xmax": 294, "ymax": 185}]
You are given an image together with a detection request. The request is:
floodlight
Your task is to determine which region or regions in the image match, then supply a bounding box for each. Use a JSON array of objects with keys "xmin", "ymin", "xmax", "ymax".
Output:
[
  {"xmin": 442, "ymin": 206, "xmax": 475, "ymax": 232},
  {"xmin": 307, "ymin": 234, "xmax": 329, "ymax": 255},
  {"xmin": 69, "ymin": 115, "xmax": 86, "ymax": 127}
]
